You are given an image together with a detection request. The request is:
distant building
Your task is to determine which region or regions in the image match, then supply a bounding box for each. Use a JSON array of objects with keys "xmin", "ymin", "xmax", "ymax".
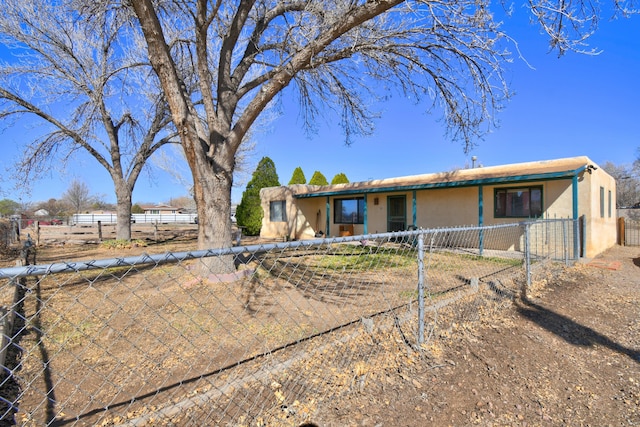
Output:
[
  {"xmin": 260, "ymin": 156, "xmax": 616, "ymax": 258},
  {"xmin": 140, "ymin": 204, "xmax": 184, "ymax": 215}
]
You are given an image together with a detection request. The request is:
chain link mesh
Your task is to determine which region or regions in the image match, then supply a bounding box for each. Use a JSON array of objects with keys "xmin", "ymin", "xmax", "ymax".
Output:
[{"xmin": 0, "ymin": 219, "xmax": 577, "ymax": 426}]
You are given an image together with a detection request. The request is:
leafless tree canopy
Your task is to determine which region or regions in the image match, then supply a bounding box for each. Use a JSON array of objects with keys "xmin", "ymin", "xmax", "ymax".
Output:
[
  {"xmin": 525, "ymin": 0, "xmax": 638, "ymax": 56},
  {"xmin": 135, "ymin": 0, "xmax": 514, "ymax": 151},
  {"xmin": 602, "ymin": 161, "xmax": 640, "ymax": 208},
  {"xmin": 62, "ymin": 180, "xmax": 93, "ymax": 214},
  {"xmin": 0, "ymin": 0, "xmax": 177, "ymax": 239}
]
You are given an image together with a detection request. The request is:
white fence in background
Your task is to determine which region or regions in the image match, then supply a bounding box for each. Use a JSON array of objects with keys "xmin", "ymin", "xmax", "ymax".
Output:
[{"xmin": 72, "ymin": 213, "xmax": 197, "ymax": 225}]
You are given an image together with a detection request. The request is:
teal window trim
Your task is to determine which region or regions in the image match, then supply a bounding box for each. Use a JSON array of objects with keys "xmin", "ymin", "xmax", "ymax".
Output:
[
  {"xmin": 494, "ymin": 186, "xmax": 543, "ymax": 218},
  {"xmin": 600, "ymin": 186, "xmax": 605, "ymax": 218}
]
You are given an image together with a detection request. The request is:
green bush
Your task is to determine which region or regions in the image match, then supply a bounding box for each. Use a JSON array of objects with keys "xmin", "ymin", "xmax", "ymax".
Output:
[
  {"xmin": 288, "ymin": 166, "xmax": 306, "ymax": 184},
  {"xmin": 236, "ymin": 157, "xmax": 280, "ymax": 236}
]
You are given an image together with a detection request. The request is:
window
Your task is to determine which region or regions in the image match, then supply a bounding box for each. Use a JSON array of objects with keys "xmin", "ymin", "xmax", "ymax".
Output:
[
  {"xmin": 270, "ymin": 200, "xmax": 287, "ymax": 222},
  {"xmin": 334, "ymin": 198, "xmax": 365, "ymax": 224},
  {"xmin": 608, "ymin": 190, "xmax": 612, "ymax": 218},
  {"xmin": 494, "ymin": 186, "xmax": 543, "ymax": 218},
  {"xmin": 600, "ymin": 187, "xmax": 605, "ymax": 218}
]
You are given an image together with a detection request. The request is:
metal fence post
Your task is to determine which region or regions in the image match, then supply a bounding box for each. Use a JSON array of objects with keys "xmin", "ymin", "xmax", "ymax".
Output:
[
  {"xmin": 581, "ymin": 215, "xmax": 586, "ymax": 258},
  {"xmin": 562, "ymin": 219, "xmax": 569, "ymax": 265},
  {"xmin": 524, "ymin": 222, "xmax": 531, "ymax": 287},
  {"xmin": 417, "ymin": 232, "xmax": 425, "ymax": 346}
]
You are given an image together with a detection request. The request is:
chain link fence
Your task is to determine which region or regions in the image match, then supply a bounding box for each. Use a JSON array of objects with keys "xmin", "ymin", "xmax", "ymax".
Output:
[{"xmin": 0, "ymin": 219, "xmax": 577, "ymax": 426}]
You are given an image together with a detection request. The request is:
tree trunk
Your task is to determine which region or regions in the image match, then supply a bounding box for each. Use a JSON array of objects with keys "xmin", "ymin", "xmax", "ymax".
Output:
[
  {"xmin": 191, "ymin": 142, "xmax": 237, "ymax": 275},
  {"xmin": 114, "ymin": 182, "xmax": 133, "ymax": 241},
  {"xmin": 132, "ymin": 0, "xmax": 237, "ymax": 275}
]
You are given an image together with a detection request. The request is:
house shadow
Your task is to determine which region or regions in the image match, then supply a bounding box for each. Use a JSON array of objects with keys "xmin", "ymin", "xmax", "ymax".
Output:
[{"xmin": 516, "ymin": 296, "xmax": 640, "ymax": 363}]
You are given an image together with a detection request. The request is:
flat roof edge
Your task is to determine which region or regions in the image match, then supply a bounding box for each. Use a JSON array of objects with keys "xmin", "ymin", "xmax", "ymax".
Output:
[{"xmin": 294, "ymin": 167, "xmax": 587, "ymax": 199}]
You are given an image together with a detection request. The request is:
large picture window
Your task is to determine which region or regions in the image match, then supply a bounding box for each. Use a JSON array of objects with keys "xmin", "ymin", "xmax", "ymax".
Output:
[
  {"xmin": 334, "ymin": 198, "xmax": 365, "ymax": 224},
  {"xmin": 494, "ymin": 186, "xmax": 543, "ymax": 218},
  {"xmin": 270, "ymin": 200, "xmax": 287, "ymax": 222}
]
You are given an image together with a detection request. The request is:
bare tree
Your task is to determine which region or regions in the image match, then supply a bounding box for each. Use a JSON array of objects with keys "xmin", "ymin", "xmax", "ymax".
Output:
[
  {"xmin": 62, "ymin": 180, "xmax": 93, "ymax": 214},
  {"xmin": 126, "ymin": 0, "xmax": 636, "ymax": 272},
  {"xmin": 526, "ymin": 0, "xmax": 638, "ymax": 56},
  {"xmin": 0, "ymin": 0, "xmax": 177, "ymax": 240},
  {"xmin": 36, "ymin": 198, "xmax": 70, "ymax": 220},
  {"xmin": 602, "ymin": 161, "xmax": 640, "ymax": 208},
  {"xmin": 129, "ymin": 0, "xmax": 505, "ymax": 261}
]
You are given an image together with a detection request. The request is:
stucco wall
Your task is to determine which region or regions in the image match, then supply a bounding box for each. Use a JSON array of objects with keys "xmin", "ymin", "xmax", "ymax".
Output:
[
  {"xmin": 415, "ymin": 187, "xmax": 479, "ymax": 227},
  {"xmin": 365, "ymin": 193, "xmax": 391, "ymax": 234},
  {"xmin": 260, "ymin": 186, "xmax": 321, "ymax": 240},
  {"xmin": 579, "ymin": 167, "xmax": 617, "ymax": 258}
]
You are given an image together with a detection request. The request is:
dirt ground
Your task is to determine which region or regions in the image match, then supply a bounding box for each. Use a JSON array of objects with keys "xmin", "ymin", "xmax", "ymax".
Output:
[
  {"xmin": 2, "ymin": 230, "xmax": 639, "ymax": 426},
  {"xmin": 312, "ymin": 244, "xmax": 640, "ymax": 427}
]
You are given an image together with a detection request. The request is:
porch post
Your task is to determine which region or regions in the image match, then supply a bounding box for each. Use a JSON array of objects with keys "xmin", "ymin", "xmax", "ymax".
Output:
[
  {"xmin": 326, "ymin": 196, "xmax": 330, "ymax": 237},
  {"xmin": 412, "ymin": 190, "xmax": 417, "ymax": 227},
  {"xmin": 363, "ymin": 195, "xmax": 368, "ymax": 235},
  {"xmin": 478, "ymin": 185, "xmax": 484, "ymax": 256},
  {"xmin": 572, "ymin": 175, "xmax": 579, "ymax": 258}
]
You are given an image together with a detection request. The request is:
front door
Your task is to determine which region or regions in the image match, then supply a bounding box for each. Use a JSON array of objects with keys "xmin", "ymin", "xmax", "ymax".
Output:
[{"xmin": 387, "ymin": 195, "xmax": 406, "ymax": 231}]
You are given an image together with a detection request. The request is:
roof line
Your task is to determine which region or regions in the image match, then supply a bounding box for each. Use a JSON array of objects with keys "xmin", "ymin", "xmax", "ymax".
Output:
[{"xmin": 295, "ymin": 166, "xmax": 588, "ymax": 199}]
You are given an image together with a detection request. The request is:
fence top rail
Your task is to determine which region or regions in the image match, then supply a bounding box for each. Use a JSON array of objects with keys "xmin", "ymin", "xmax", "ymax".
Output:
[{"xmin": 0, "ymin": 220, "xmax": 573, "ymax": 279}]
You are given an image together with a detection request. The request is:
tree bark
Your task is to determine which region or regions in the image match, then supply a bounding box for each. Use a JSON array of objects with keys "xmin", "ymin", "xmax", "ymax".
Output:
[
  {"xmin": 132, "ymin": 0, "xmax": 236, "ymax": 257},
  {"xmin": 114, "ymin": 179, "xmax": 133, "ymax": 241}
]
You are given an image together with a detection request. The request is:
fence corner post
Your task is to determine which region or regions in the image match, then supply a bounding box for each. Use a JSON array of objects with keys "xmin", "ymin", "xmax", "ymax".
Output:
[
  {"xmin": 417, "ymin": 232, "xmax": 425, "ymax": 346},
  {"xmin": 562, "ymin": 219, "xmax": 569, "ymax": 266},
  {"xmin": 617, "ymin": 217, "xmax": 625, "ymax": 246}
]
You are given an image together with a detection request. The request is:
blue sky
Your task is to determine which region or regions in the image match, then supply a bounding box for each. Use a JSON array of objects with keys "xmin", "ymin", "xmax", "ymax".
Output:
[{"xmin": 1, "ymin": 6, "xmax": 638, "ymax": 206}]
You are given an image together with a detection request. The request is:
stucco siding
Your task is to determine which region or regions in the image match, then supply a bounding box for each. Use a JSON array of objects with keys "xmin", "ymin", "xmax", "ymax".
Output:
[
  {"xmin": 580, "ymin": 167, "xmax": 617, "ymax": 257},
  {"xmin": 416, "ymin": 187, "xmax": 479, "ymax": 228},
  {"xmin": 366, "ymin": 194, "xmax": 395, "ymax": 234},
  {"xmin": 260, "ymin": 186, "xmax": 321, "ymax": 240}
]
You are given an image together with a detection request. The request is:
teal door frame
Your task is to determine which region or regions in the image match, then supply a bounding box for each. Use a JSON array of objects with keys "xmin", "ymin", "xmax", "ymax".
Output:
[{"xmin": 387, "ymin": 195, "xmax": 407, "ymax": 231}]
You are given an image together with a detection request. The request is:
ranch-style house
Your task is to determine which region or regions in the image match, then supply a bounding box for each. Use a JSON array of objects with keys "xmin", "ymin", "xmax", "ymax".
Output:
[{"xmin": 259, "ymin": 156, "xmax": 616, "ymax": 258}]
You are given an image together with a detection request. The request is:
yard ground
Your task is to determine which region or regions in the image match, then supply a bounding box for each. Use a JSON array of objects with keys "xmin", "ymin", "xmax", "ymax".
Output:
[
  {"xmin": 313, "ymin": 244, "xmax": 640, "ymax": 426},
  {"xmin": 1, "ymin": 230, "xmax": 639, "ymax": 426}
]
